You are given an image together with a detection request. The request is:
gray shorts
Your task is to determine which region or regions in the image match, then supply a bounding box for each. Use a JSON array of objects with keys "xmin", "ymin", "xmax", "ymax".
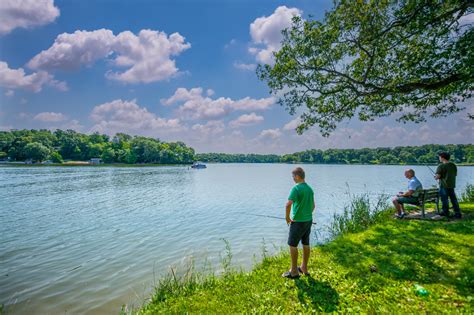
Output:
[
  {"xmin": 288, "ymin": 220, "xmax": 312, "ymax": 247},
  {"xmin": 396, "ymin": 196, "xmax": 419, "ymax": 205}
]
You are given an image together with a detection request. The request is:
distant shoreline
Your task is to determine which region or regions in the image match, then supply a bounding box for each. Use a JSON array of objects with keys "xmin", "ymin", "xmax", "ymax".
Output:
[
  {"xmin": 1, "ymin": 162, "xmax": 473, "ymax": 167},
  {"xmin": 0, "ymin": 162, "xmax": 186, "ymax": 167}
]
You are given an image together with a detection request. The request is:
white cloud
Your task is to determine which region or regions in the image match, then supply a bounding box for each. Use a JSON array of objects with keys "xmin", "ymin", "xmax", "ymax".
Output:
[
  {"xmin": 283, "ymin": 118, "xmax": 301, "ymax": 131},
  {"xmin": 178, "ymin": 96, "xmax": 233, "ymax": 120},
  {"xmin": 16, "ymin": 111, "xmax": 83, "ymax": 132},
  {"xmin": 459, "ymin": 13, "xmax": 474, "ymax": 26},
  {"xmin": 229, "ymin": 113, "xmax": 264, "ymax": 128},
  {"xmin": 231, "ymin": 130, "xmax": 243, "ymax": 137},
  {"xmin": 18, "ymin": 112, "xmax": 30, "ymax": 119},
  {"xmin": 34, "ymin": 111, "xmax": 67, "ymax": 122},
  {"xmin": 48, "ymin": 78, "xmax": 68, "ymax": 91},
  {"xmin": 160, "ymin": 87, "xmax": 204, "ymax": 106},
  {"xmin": 289, "ymin": 111, "xmax": 474, "ymax": 151},
  {"xmin": 0, "ymin": 61, "xmax": 67, "ymax": 92},
  {"xmin": 28, "ymin": 29, "xmax": 115, "ymax": 70},
  {"xmin": 0, "ymin": 124, "xmax": 13, "ymax": 131},
  {"xmin": 259, "ymin": 128, "xmax": 282, "ymax": 140},
  {"xmin": 233, "ymin": 62, "xmax": 257, "ymax": 71},
  {"xmin": 224, "ymin": 39, "xmax": 237, "ymax": 49},
  {"xmin": 90, "ymin": 99, "xmax": 184, "ymax": 136},
  {"xmin": 0, "ymin": 0, "xmax": 59, "ymax": 35},
  {"xmin": 184, "ymin": 121, "xmax": 249, "ymax": 153},
  {"xmin": 249, "ymin": 6, "xmax": 302, "ymax": 64},
  {"xmin": 191, "ymin": 120, "xmax": 225, "ymax": 136},
  {"xmin": 28, "ymin": 29, "xmax": 191, "ymax": 84},
  {"xmin": 59, "ymin": 119, "xmax": 83, "ymax": 132},
  {"xmin": 5, "ymin": 90, "xmax": 14, "ymax": 97},
  {"xmin": 232, "ymin": 96, "xmax": 274, "ymax": 111},
  {"xmin": 161, "ymin": 87, "xmax": 274, "ymax": 120},
  {"xmin": 107, "ymin": 30, "xmax": 191, "ymax": 83}
]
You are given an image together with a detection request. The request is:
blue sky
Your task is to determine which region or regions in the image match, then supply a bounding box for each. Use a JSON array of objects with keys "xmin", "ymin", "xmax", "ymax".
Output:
[{"xmin": 0, "ymin": 0, "xmax": 472, "ymax": 153}]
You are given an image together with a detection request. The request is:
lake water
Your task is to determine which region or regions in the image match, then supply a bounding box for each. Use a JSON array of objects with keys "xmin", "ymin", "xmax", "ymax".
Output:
[{"xmin": 1, "ymin": 164, "xmax": 473, "ymax": 314}]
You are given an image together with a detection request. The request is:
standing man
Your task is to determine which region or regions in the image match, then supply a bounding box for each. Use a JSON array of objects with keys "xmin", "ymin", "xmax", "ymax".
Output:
[
  {"xmin": 282, "ymin": 167, "xmax": 315, "ymax": 279},
  {"xmin": 392, "ymin": 169, "xmax": 423, "ymax": 219},
  {"xmin": 435, "ymin": 152, "xmax": 462, "ymax": 218}
]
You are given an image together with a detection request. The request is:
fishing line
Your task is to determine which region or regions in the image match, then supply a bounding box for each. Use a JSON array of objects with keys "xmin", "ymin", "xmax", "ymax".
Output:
[
  {"xmin": 425, "ymin": 164, "xmax": 446, "ymax": 187},
  {"xmin": 238, "ymin": 172, "xmax": 446, "ymax": 225},
  {"xmin": 425, "ymin": 165, "xmax": 436, "ymax": 175},
  {"xmin": 238, "ymin": 212, "xmax": 317, "ymax": 225}
]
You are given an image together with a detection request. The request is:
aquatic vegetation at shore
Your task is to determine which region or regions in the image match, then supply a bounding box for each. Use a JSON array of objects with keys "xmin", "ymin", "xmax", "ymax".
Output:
[
  {"xmin": 460, "ymin": 184, "xmax": 474, "ymax": 203},
  {"xmin": 328, "ymin": 193, "xmax": 390, "ymax": 238}
]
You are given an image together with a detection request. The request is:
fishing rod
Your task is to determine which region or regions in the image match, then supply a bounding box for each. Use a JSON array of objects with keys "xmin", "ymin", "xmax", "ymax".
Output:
[
  {"xmin": 239, "ymin": 213, "xmax": 317, "ymax": 225},
  {"xmin": 426, "ymin": 165, "xmax": 436, "ymax": 175},
  {"xmin": 425, "ymin": 164, "xmax": 447, "ymax": 187}
]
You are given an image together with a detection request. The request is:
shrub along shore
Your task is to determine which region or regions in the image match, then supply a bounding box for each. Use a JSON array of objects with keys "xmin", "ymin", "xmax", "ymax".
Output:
[{"xmin": 130, "ymin": 190, "xmax": 474, "ymax": 314}]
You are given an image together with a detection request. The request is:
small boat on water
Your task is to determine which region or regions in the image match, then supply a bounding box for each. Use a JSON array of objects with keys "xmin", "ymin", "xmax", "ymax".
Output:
[{"xmin": 191, "ymin": 161, "xmax": 207, "ymax": 169}]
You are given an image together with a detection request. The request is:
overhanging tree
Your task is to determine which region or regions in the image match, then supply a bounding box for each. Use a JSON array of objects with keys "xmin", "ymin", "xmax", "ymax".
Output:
[{"xmin": 257, "ymin": 0, "xmax": 473, "ymax": 136}]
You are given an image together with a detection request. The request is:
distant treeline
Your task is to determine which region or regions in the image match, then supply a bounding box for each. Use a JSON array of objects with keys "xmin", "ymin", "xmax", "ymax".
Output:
[
  {"xmin": 197, "ymin": 144, "xmax": 474, "ymax": 165},
  {"xmin": 0, "ymin": 129, "xmax": 195, "ymax": 164},
  {"xmin": 1, "ymin": 130, "xmax": 472, "ymax": 165},
  {"xmin": 196, "ymin": 153, "xmax": 282, "ymax": 163}
]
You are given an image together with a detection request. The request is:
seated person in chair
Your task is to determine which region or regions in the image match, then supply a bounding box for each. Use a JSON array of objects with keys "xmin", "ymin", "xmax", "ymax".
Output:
[{"xmin": 392, "ymin": 169, "xmax": 422, "ymax": 219}]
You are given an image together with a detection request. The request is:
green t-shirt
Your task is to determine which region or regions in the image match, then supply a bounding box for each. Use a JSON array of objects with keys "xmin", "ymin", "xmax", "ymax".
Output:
[
  {"xmin": 436, "ymin": 162, "xmax": 457, "ymax": 188},
  {"xmin": 288, "ymin": 182, "xmax": 314, "ymax": 222}
]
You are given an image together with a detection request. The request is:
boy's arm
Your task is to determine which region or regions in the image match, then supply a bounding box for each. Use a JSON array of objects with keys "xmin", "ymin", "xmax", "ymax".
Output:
[
  {"xmin": 435, "ymin": 165, "xmax": 443, "ymax": 180},
  {"xmin": 285, "ymin": 200, "xmax": 293, "ymax": 225}
]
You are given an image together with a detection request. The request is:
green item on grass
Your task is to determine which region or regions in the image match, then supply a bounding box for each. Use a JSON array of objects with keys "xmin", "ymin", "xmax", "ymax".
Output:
[{"xmin": 414, "ymin": 284, "xmax": 429, "ymax": 296}]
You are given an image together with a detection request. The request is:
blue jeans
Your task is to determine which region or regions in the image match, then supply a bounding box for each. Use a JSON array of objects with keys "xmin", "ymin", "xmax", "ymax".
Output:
[{"xmin": 439, "ymin": 187, "xmax": 461, "ymax": 215}]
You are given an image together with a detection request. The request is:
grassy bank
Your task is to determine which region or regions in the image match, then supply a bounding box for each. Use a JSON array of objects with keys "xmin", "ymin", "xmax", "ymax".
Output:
[{"xmin": 133, "ymin": 200, "xmax": 474, "ymax": 314}]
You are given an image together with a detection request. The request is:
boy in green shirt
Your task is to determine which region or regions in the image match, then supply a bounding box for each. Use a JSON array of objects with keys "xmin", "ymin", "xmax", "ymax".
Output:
[
  {"xmin": 282, "ymin": 167, "xmax": 315, "ymax": 279},
  {"xmin": 435, "ymin": 152, "xmax": 462, "ymax": 218}
]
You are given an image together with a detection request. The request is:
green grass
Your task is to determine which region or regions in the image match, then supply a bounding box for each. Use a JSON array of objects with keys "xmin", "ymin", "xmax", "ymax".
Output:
[{"xmin": 132, "ymin": 202, "xmax": 474, "ymax": 314}]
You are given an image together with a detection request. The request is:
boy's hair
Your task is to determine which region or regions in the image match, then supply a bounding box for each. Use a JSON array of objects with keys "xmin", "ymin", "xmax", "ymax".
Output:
[
  {"xmin": 292, "ymin": 167, "xmax": 305, "ymax": 179},
  {"xmin": 438, "ymin": 152, "xmax": 451, "ymax": 160}
]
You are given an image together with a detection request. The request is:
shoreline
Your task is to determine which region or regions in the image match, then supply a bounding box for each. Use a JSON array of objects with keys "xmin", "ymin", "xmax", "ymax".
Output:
[
  {"xmin": 0, "ymin": 163, "xmax": 190, "ymax": 167},
  {"xmin": 1, "ymin": 162, "xmax": 473, "ymax": 167}
]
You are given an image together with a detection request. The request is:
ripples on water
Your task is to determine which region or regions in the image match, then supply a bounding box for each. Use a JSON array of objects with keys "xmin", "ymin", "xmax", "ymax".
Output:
[{"xmin": 0, "ymin": 164, "xmax": 472, "ymax": 314}]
